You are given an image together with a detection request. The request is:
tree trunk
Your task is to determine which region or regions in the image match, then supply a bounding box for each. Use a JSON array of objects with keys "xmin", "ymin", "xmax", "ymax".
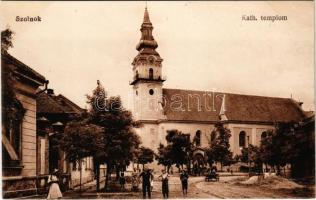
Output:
[
  {"xmin": 116, "ymin": 167, "xmax": 120, "ymax": 181},
  {"xmin": 79, "ymin": 159, "xmax": 82, "ymax": 192},
  {"xmin": 276, "ymin": 165, "xmax": 281, "ymax": 176},
  {"xmin": 96, "ymin": 163, "xmax": 100, "ymax": 192},
  {"xmin": 104, "ymin": 164, "xmax": 111, "ymax": 192}
]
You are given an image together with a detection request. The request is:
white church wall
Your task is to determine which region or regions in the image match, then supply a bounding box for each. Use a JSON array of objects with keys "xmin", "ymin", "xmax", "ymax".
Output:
[
  {"xmin": 134, "ymin": 63, "xmax": 162, "ymax": 80},
  {"xmin": 133, "ymin": 82, "xmax": 163, "ymax": 121},
  {"xmin": 158, "ymin": 122, "xmax": 216, "ymax": 148},
  {"xmin": 226, "ymin": 123, "xmax": 274, "ymax": 155},
  {"xmin": 136, "ymin": 123, "xmax": 160, "ymax": 151}
]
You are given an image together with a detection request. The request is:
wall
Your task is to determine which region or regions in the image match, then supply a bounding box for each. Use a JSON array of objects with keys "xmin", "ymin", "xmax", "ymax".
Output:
[
  {"xmin": 133, "ymin": 82, "xmax": 164, "ymax": 121},
  {"xmin": 227, "ymin": 123, "xmax": 274, "ymax": 155},
  {"xmin": 16, "ymin": 91, "xmax": 38, "ymax": 177},
  {"xmin": 36, "ymin": 135, "xmax": 49, "ymax": 175},
  {"xmin": 137, "ymin": 121, "xmax": 275, "ymax": 157},
  {"xmin": 137, "ymin": 122, "xmax": 215, "ymax": 152},
  {"xmin": 69, "ymin": 157, "xmax": 94, "ymax": 187},
  {"xmin": 3, "ymin": 82, "xmax": 40, "ymax": 198}
]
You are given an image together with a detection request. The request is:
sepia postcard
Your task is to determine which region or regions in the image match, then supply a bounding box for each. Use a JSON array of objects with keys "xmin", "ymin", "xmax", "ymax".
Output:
[{"xmin": 0, "ymin": 1, "xmax": 314, "ymax": 199}]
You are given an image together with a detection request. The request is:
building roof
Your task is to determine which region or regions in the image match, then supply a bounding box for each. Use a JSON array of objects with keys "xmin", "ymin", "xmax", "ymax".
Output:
[
  {"xmin": 162, "ymin": 88, "xmax": 306, "ymax": 124},
  {"xmin": 2, "ymin": 53, "xmax": 46, "ymax": 85},
  {"xmin": 37, "ymin": 91, "xmax": 83, "ymax": 114}
]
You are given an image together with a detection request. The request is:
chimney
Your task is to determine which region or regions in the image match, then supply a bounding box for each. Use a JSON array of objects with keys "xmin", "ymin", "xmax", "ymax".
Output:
[{"xmin": 47, "ymin": 89, "xmax": 54, "ymax": 95}]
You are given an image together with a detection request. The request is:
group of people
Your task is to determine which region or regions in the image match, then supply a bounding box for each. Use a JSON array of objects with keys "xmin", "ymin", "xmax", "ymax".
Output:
[
  {"xmin": 47, "ymin": 167, "xmax": 190, "ymax": 199},
  {"xmin": 132, "ymin": 167, "xmax": 189, "ymax": 199}
]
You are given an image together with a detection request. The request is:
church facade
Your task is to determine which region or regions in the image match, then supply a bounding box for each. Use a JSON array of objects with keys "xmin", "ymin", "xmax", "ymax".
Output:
[{"xmin": 130, "ymin": 8, "xmax": 307, "ymax": 163}]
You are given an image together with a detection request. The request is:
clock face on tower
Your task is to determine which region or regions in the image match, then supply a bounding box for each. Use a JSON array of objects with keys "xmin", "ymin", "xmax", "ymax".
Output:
[{"xmin": 147, "ymin": 56, "xmax": 156, "ymax": 64}]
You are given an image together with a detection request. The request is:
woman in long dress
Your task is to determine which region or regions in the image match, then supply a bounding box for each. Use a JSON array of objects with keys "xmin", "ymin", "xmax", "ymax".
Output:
[{"xmin": 47, "ymin": 169, "xmax": 62, "ymax": 199}]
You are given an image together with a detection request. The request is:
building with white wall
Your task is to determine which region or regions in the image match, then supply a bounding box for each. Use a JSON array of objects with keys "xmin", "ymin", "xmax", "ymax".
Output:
[{"xmin": 130, "ymin": 8, "xmax": 307, "ymax": 168}]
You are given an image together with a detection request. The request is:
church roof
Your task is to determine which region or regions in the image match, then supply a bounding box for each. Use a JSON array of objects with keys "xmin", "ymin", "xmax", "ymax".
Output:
[{"xmin": 162, "ymin": 88, "xmax": 306, "ymax": 124}]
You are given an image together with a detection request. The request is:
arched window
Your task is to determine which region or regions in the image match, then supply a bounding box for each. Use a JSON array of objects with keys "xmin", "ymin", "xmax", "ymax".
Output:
[
  {"xmin": 239, "ymin": 131, "xmax": 246, "ymax": 147},
  {"xmin": 149, "ymin": 89, "xmax": 154, "ymax": 95},
  {"xmin": 211, "ymin": 132, "xmax": 216, "ymax": 142},
  {"xmin": 261, "ymin": 131, "xmax": 267, "ymax": 140},
  {"xmin": 195, "ymin": 130, "xmax": 201, "ymax": 146},
  {"xmin": 149, "ymin": 68, "xmax": 153, "ymax": 79}
]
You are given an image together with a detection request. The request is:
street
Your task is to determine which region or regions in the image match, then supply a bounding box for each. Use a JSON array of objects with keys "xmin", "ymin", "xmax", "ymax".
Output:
[{"xmin": 42, "ymin": 174, "xmax": 313, "ymax": 199}]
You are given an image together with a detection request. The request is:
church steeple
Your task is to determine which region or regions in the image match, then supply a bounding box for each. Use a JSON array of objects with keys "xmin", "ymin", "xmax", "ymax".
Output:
[
  {"xmin": 143, "ymin": 7, "xmax": 150, "ymax": 23},
  {"xmin": 136, "ymin": 7, "xmax": 158, "ymax": 51},
  {"xmin": 131, "ymin": 7, "xmax": 164, "ymax": 85}
]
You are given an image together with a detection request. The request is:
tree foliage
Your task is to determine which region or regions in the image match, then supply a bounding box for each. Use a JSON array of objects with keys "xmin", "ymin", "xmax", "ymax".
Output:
[
  {"xmin": 135, "ymin": 146, "xmax": 155, "ymax": 167},
  {"xmin": 156, "ymin": 143, "xmax": 173, "ymax": 169},
  {"xmin": 206, "ymin": 122, "xmax": 233, "ymax": 169},
  {"xmin": 86, "ymin": 82, "xmax": 141, "ymax": 191},
  {"xmin": 1, "ymin": 28, "xmax": 26, "ymax": 137},
  {"xmin": 156, "ymin": 130, "xmax": 191, "ymax": 170},
  {"xmin": 1, "ymin": 28, "xmax": 14, "ymax": 54},
  {"xmin": 166, "ymin": 129, "xmax": 191, "ymax": 167},
  {"xmin": 258, "ymin": 121, "xmax": 306, "ymax": 174},
  {"xmin": 61, "ymin": 116, "xmax": 104, "ymax": 163}
]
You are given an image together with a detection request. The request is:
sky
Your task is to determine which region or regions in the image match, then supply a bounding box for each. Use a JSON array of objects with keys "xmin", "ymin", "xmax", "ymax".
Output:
[{"xmin": 1, "ymin": 1, "xmax": 314, "ymax": 111}]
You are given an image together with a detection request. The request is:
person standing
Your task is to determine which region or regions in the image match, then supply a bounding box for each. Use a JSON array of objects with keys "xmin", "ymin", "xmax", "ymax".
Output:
[
  {"xmin": 139, "ymin": 167, "xmax": 154, "ymax": 199},
  {"xmin": 158, "ymin": 169, "xmax": 169, "ymax": 198},
  {"xmin": 47, "ymin": 169, "xmax": 62, "ymax": 199},
  {"xmin": 180, "ymin": 170, "xmax": 189, "ymax": 196},
  {"xmin": 119, "ymin": 171, "xmax": 126, "ymax": 191},
  {"xmin": 131, "ymin": 168, "xmax": 140, "ymax": 192}
]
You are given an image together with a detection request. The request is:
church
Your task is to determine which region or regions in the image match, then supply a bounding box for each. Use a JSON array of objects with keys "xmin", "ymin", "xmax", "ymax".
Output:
[{"xmin": 130, "ymin": 8, "xmax": 307, "ymax": 165}]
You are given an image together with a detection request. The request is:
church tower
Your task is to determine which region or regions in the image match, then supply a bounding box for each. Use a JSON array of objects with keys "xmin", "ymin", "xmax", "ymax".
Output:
[{"xmin": 130, "ymin": 7, "xmax": 166, "ymax": 121}]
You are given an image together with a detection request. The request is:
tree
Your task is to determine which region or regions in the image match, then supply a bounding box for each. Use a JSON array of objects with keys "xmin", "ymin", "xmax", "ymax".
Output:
[
  {"xmin": 1, "ymin": 28, "xmax": 14, "ymax": 54},
  {"xmin": 258, "ymin": 121, "xmax": 310, "ymax": 175},
  {"xmin": 290, "ymin": 117, "xmax": 315, "ymax": 178},
  {"xmin": 61, "ymin": 116, "xmax": 104, "ymax": 191},
  {"xmin": 135, "ymin": 146, "xmax": 155, "ymax": 169},
  {"xmin": 239, "ymin": 145, "xmax": 263, "ymax": 173},
  {"xmin": 86, "ymin": 81, "xmax": 141, "ymax": 191},
  {"xmin": 206, "ymin": 122, "xmax": 232, "ymax": 171},
  {"xmin": 259, "ymin": 122, "xmax": 297, "ymax": 175},
  {"xmin": 156, "ymin": 143, "xmax": 173, "ymax": 172},
  {"xmin": 2, "ymin": 28, "xmax": 26, "ymax": 161},
  {"xmin": 165, "ymin": 130, "xmax": 192, "ymax": 171},
  {"xmin": 259, "ymin": 130, "xmax": 274, "ymax": 171}
]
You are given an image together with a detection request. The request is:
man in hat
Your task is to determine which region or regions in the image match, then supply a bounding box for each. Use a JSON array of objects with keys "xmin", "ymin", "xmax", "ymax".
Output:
[
  {"xmin": 139, "ymin": 166, "xmax": 154, "ymax": 198},
  {"xmin": 180, "ymin": 169, "xmax": 189, "ymax": 196}
]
